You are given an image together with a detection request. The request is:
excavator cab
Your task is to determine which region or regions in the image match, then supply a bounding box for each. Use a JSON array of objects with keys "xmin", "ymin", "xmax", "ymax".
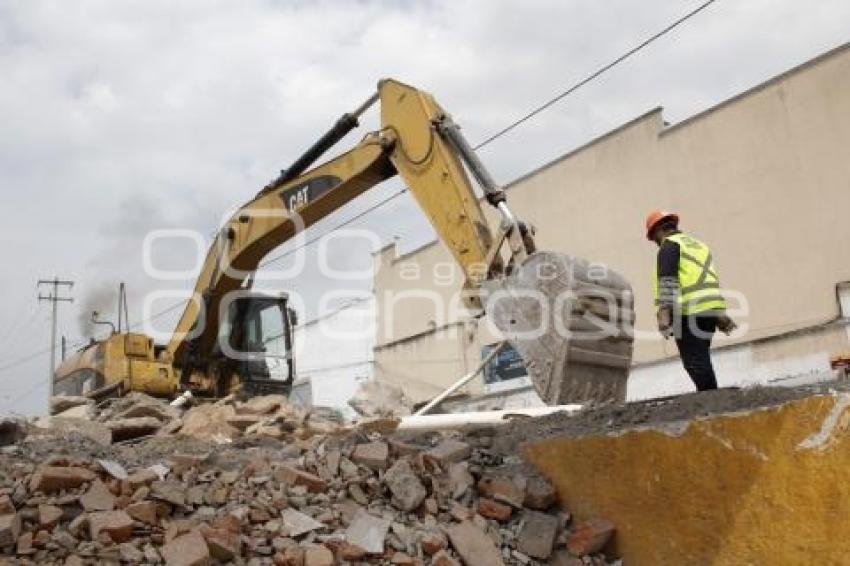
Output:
[{"xmin": 217, "ymin": 291, "xmax": 297, "ymax": 397}]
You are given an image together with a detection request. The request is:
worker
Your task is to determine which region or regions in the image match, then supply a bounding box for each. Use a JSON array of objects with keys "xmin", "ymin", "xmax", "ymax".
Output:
[{"xmin": 645, "ymin": 210, "xmax": 736, "ymax": 391}]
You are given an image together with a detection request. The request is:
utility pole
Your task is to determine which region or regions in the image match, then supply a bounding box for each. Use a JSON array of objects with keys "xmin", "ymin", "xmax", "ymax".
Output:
[{"xmin": 37, "ymin": 277, "xmax": 74, "ymax": 402}]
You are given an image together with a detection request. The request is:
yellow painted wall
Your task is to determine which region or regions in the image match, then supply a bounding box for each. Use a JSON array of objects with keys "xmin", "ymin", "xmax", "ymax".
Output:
[{"xmin": 524, "ymin": 393, "xmax": 850, "ymax": 564}]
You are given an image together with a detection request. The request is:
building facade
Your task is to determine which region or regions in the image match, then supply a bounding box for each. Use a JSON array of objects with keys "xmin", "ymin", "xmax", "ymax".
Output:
[{"xmin": 372, "ymin": 43, "xmax": 850, "ymax": 406}]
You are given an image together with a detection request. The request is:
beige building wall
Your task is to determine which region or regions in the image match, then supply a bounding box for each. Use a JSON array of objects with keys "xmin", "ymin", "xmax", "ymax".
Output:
[{"xmin": 373, "ymin": 44, "xmax": 850, "ymax": 402}]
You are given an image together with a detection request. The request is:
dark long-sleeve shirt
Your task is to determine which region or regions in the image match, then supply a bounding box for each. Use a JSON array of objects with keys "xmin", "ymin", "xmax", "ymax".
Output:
[{"xmin": 656, "ymin": 231, "xmax": 681, "ymax": 308}]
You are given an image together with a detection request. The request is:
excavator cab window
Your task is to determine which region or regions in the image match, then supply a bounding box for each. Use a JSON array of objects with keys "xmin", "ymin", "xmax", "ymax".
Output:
[{"xmin": 220, "ymin": 292, "xmax": 295, "ymax": 396}]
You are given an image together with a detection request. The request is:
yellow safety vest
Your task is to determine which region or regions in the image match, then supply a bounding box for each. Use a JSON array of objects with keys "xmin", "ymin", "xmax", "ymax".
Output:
[{"xmin": 653, "ymin": 232, "xmax": 726, "ymax": 315}]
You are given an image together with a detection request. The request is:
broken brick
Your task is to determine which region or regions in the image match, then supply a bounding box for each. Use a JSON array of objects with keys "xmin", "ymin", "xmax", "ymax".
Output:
[
  {"xmin": 0, "ymin": 513, "xmax": 20, "ymax": 546},
  {"xmin": 126, "ymin": 501, "xmax": 158, "ymax": 525},
  {"xmin": 350, "ymin": 441, "xmax": 389, "ymax": 470},
  {"xmin": 445, "ymin": 520, "xmax": 505, "ymax": 566},
  {"xmin": 383, "ymin": 458, "xmax": 427, "ymax": 511},
  {"xmin": 517, "ymin": 510, "xmax": 559, "ymax": 560},
  {"xmin": 566, "ymin": 518, "xmax": 615, "ymax": 557},
  {"xmin": 425, "ymin": 439, "xmax": 471, "ymax": 465},
  {"xmin": 274, "ymin": 465, "xmax": 328, "ymax": 493},
  {"xmin": 38, "ymin": 504, "xmax": 63, "ymax": 530},
  {"xmin": 524, "ymin": 476, "xmax": 557, "ymax": 510},
  {"xmin": 89, "ymin": 510, "xmax": 134, "ymax": 543},
  {"xmin": 476, "ymin": 476, "xmax": 524, "ymax": 508},
  {"xmin": 161, "ymin": 529, "xmax": 211, "ymax": 566},
  {"xmin": 303, "ymin": 544, "xmax": 334, "ymax": 566},
  {"xmin": 477, "ymin": 498, "xmax": 512, "ymax": 522},
  {"xmin": 80, "ymin": 479, "xmax": 116, "ymax": 512},
  {"xmin": 29, "ymin": 466, "xmax": 96, "ymax": 493},
  {"xmin": 201, "ymin": 526, "xmax": 241, "ymax": 561}
]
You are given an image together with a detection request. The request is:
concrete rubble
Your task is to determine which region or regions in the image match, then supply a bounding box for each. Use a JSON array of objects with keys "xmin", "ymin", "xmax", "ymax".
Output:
[{"xmin": 0, "ymin": 392, "xmax": 619, "ymax": 564}]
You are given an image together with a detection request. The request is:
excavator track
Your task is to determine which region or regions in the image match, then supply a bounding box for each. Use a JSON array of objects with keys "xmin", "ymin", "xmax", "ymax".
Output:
[{"xmin": 482, "ymin": 251, "xmax": 635, "ymax": 405}]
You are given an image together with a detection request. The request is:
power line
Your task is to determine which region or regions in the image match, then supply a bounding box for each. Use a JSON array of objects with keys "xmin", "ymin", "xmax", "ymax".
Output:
[{"xmin": 473, "ymin": 0, "xmax": 718, "ymax": 150}]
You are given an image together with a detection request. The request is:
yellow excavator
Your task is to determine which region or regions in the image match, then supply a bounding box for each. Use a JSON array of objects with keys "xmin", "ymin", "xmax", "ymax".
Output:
[{"xmin": 55, "ymin": 79, "xmax": 634, "ymax": 406}]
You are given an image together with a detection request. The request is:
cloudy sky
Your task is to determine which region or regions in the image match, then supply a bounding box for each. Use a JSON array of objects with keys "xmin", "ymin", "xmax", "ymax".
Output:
[{"xmin": 0, "ymin": 0, "xmax": 847, "ymax": 415}]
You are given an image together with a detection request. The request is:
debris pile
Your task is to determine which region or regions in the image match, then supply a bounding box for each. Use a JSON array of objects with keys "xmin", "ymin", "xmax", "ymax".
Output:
[{"xmin": 0, "ymin": 393, "xmax": 618, "ymax": 564}]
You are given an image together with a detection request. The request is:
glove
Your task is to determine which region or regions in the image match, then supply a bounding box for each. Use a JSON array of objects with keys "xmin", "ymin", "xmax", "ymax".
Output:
[
  {"xmin": 717, "ymin": 313, "xmax": 737, "ymax": 335},
  {"xmin": 656, "ymin": 305, "xmax": 674, "ymax": 339}
]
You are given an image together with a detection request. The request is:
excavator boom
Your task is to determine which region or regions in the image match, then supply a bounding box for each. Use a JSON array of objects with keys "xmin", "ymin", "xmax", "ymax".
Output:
[{"xmin": 60, "ymin": 79, "xmax": 635, "ymax": 405}]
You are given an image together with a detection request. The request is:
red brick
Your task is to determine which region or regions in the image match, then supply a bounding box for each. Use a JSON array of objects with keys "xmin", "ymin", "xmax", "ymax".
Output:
[
  {"xmin": 29, "ymin": 466, "xmax": 96, "ymax": 493},
  {"xmin": 566, "ymin": 518, "xmax": 615, "ymax": 557},
  {"xmin": 419, "ymin": 532, "xmax": 446, "ymax": 555},
  {"xmin": 476, "ymin": 476, "xmax": 524, "ymax": 507},
  {"xmin": 477, "ymin": 498, "xmax": 512, "ymax": 522}
]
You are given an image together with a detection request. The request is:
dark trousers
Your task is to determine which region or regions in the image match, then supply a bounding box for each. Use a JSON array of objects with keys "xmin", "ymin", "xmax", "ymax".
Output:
[{"xmin": 674, "ymin": 315, "xmax": 718, "ymax": 391}]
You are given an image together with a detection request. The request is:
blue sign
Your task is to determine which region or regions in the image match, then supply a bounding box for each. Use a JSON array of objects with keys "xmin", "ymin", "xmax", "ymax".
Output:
[{"xmin": 482, "ymin": 343, "xmax": 528, "ymax": 384}]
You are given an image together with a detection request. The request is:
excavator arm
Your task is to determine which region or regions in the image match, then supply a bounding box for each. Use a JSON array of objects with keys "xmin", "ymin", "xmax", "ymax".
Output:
[{"xmin": 167, "ymin": 78, "xmax": 635, "ymax": 404}]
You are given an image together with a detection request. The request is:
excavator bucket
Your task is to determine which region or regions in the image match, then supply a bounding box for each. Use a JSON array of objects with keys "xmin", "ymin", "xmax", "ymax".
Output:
[{"xmin": 481, "ymin": 251, "xmax": 634, "ymax": 405}]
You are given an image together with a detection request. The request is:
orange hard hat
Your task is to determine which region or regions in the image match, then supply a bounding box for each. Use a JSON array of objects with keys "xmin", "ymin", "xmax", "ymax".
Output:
[{"xmin": 645, "ymin": 209, "xmax": 679, "ymax": 240}]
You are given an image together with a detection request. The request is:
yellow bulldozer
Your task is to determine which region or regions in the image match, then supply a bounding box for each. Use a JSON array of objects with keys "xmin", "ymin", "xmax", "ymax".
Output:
[{"xmin": 54, "ymin": 79, "xmax": 635, "ymax": 406}]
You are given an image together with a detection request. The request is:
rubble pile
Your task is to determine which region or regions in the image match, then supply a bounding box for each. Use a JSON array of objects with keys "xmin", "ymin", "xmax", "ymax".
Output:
[{"xmin": 0, "ymin": 393, "xmax": 617, "ymax": 564}]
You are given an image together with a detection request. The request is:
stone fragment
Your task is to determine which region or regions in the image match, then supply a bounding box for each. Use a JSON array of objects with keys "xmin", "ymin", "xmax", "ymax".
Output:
[
  {"xmin": 281, "ymin": 508, "xmax": 325, "ymax": 537},
  {"xmin": 524, "ymin": 476, "xmax": 557, "ymax": 510},
  {"xmin": 0, "ymin": 494, "xmax": 14, "ymax": 514},
  {"xmin": 0, "ymin": 512, "xmax": 21, "ymax": 545},
  {"xmin": 50, "ymin": 395, "xmax": 91, "ymax": 414},
  {"xmin": 16, "ymin": 530, "xmax": 32, "ymax": 554},
  {"xmin": 477, "ymin": 498, "xmax": 512, "ymax": 522},
  {"xmin": 49, "ymin": 418, "xmax": 112, "ymax": 446},
  {"xmin": 89, "ymin": 510, "xmax": 134, "ymax": 543},
  {"xmin": 201, "ymin": 526, "xmax": 241, "ymax": 561},
  {"xmin": 106, "ymin": 416, "xmax": 162, "ymax": 441},
  {"xmin": 351, "ymin": 441, "xmax": 389, "ymax": 470},
  {"xmin": 68, "ymin": 514, "xmax": 89, "ymax": 538},
  {"xmin": 419, "ymin": 532, "xmax": 447, "ymax": 555},
  {"xmin": 391, "ymin": 551, "xmax": 415, "ymax": 564},
  {"xmin": 274, "ymin": 465, "xmax": 327, "ymax": 493},
  {"xmin": 431, "ymin": 550, "xmax": 461, "ymax": 566},
  {"xmin": 96, "ymin": 459, "xmax": 129, "ymax": 480},
  {"xmin": 161, "ymin": 529, "xmax": 211, "ymax": 566},
  {"xmin": 303, "ymin": 544, "xmax": 334, "ymax": 566},
  {"xmin": 476, "ymin": 476, "xmax": 524, "ymax": 508},
  {"xmin": 383, "ymin": 459, "xmax": 427, "ymax": 512},
  {"xmin": 126, "ymin": 468, "xmax": 159, "ymax": 490},
  {"xmin": 566, "ymin": 518, "xmax": 615, "ymax": 557},
  {"xmin": 80, "ymin": 479, "xmax": 116, "ymax": 511},
  {"xmin": 448, "ymin": 462, "xmax": 474, "ymax": 499},
  {"xmin": 517, "ymin": 510, "xmax": 559, "ymax": 559},
  {"xmin": 445, "ymin": 520, "xmax": 505, "ymax": 566},
  {"xmin": 338, "ymin": 541, "xmax": 367, "ymax": 561},
  {"xmin": 55, "ymin": 404, "xmax": 95, "ymax": 419},
  {"xmin": 226, "ymin": 414, "xmax": 263, "ymax": 431},
  {"xmin": 550, "ymin": 549, "xmax": 586, "ymax": 566},
  {"xmin": 345, "ymin": 509, "xmax": 391, "ymax": 554},
  {"xmin": 38, "ymin": 504, "xmax": 63, "ymax": 529},
  {"xmin": 143, "ymin": 543, "xmax": 162, "ymax": 563},
  {"xmin": 273, "ymin": 545, "xmax": 305, "ymax": 565},
  {"xmin": 126, "ymin": 501, "xmax": 158, "ymax": 525},
  {"xmin": 119, "ymin": 542, "xmax": 145, "ymax": 563},
  {"xmin": 30, "ymin": 466, "xmax": 96, "ymax": 493},
  {"xmin": 152, "ymin": 481, "xmax": 186, "ymax": 506},
  {"xmin": 425, "ymin": 439, "xmax": 471, "ymax": 465}
]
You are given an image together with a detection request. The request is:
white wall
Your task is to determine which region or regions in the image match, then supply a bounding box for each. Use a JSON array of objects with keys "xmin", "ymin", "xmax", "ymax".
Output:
[{"xmin": 292, "ymin": 297, "xmax": 375, "ymax": 413}]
